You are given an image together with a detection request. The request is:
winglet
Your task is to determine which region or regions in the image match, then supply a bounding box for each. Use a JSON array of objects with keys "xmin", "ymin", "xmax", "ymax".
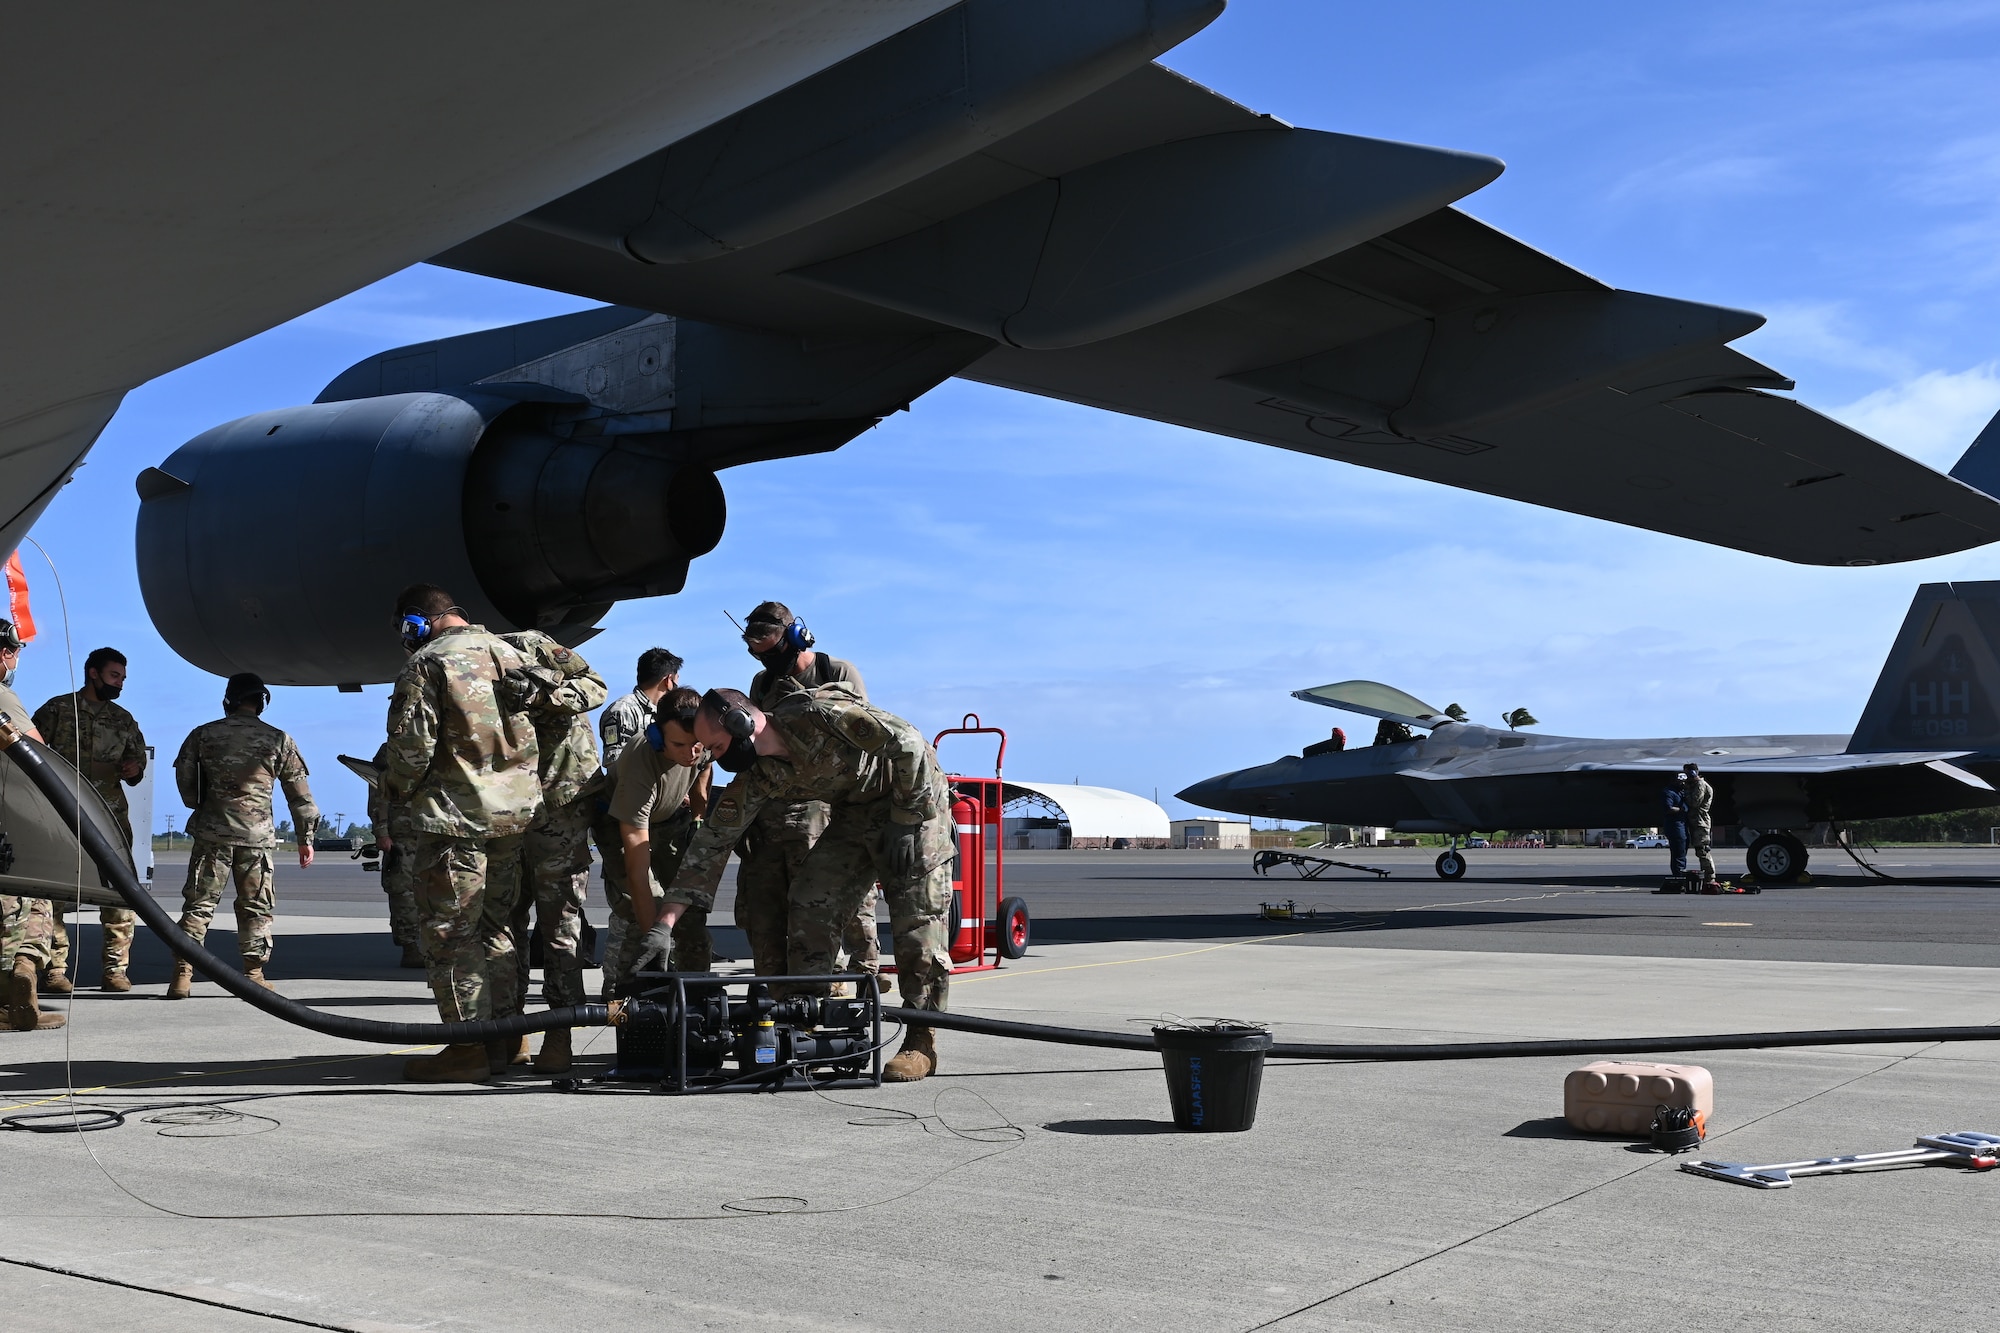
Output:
[{"xmin": 1947, "ymin": 407, "xmax": 2000, "ymax": 498}]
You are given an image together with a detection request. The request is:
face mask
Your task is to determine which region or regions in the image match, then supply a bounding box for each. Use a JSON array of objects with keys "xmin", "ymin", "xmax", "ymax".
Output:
[
  {"xmin": 713, "ymin": 738, "xmax": 758, "ymax": 773},
  {"xmin": 95, "ymin": 683, "xmax": 122, "ymax": 702},
  {"xmin": 1, "ymin": 666, "xmax": 13, "ymax": 687}
]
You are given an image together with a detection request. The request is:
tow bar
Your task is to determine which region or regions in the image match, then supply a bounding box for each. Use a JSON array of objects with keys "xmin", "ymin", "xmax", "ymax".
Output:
[{"xmin": 1681, "ymin": 1130, "xmax": 2000, "ymax": 1188}]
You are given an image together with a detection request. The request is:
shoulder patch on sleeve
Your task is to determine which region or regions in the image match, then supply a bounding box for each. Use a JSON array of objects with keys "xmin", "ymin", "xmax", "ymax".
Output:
[
  {"xmin": 712, "ymin": 793, "xmax": 741, "ymax": 825},
  {"xmin": 551, "ymin": 646, "xmax": 572, "ymax": 662},
  {"xmin": 834, "ymin": 705, "xmax": 887, "ymax": 749}
]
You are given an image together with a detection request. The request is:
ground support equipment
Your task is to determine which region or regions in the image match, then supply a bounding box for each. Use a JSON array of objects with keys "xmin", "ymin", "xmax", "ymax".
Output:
[
  {"xmin": 1252, "ymin": 850, "xmax": 1390, "ymax": 880},
  {"xmin": 928, "ymin": 714, "xmax": 1029, "ymax": 971},
  {"xmin": 604, "ymin": 970, "xmax": 881, "ymax": 1094},
  {"xmin": 1680, "ymin": 1130, "xmax": 2000, "ymax": 1188}
]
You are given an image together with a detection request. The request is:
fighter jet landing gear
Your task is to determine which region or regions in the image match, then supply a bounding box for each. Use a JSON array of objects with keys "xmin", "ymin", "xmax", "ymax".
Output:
[
  {"xmin": 1435, "ymin": 839, "xmax": 1468, "ymax": 880},
  {"xmin": 1746, "ymin": 832, "xmax": 1809, "ymax": 884}
]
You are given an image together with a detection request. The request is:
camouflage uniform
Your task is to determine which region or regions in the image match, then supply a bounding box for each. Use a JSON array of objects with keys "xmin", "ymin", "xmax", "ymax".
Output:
[
  {"xmin": 365, "ymin": 743, "xmax": 419, "ymax": 949},
  {"xmin": 32, "ymin": 691, "xmax": 144, "ymax": 978},
  {"xmin": 0, "ymin": 681, "xmax": 58, "ymax": 977},
  {"xmin": 605, "ymin": 736, "xmax": 709, "ymax": 979},
  {"xmin": 499, "ymin": 631, "xmax": 606, "ymax": 1011},
  {"xmin": 384, "ymin": 623, "xmax": 541, "ymax": 1024},
  {"xmin": 1, "ymin": 894, "xmax": 57, "ymax": 973},
  {"xmin": 1687, "ymin": 773, "xmax": 1718, "ymax": 880},
  {"xmin": 172, "ymin": 711, "xmax": 317, "ymax": 963},
  {"xmin": 742, "ymin": 654, "xmax": 879, "ymax": 980},
  {"xmin": 665, "ymin": 683, "xmax": 954, "ymax": 1011}
]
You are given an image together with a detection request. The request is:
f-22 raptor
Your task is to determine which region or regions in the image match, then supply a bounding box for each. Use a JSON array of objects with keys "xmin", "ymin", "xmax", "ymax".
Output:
[{"xmin": 1179, "ymin": 582, "xmax": 2000, "ymax": 883}]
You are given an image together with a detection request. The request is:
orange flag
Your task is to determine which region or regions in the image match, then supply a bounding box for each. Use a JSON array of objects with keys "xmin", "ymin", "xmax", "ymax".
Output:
[{"xmin": 5, "ymin": 550, "xmax": 35, "ymax": 642}]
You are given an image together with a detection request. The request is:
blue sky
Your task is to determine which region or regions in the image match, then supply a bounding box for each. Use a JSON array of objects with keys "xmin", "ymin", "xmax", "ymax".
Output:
[{"xmin": 14, "ymin": 0, "xmax": 2000, "ymax": 832}]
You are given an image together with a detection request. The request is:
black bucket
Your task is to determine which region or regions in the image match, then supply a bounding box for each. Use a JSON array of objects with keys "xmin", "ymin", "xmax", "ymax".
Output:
[{"xmin": 1152, "ymin": 1023, "xmax": 1272, "ymax": 1132}]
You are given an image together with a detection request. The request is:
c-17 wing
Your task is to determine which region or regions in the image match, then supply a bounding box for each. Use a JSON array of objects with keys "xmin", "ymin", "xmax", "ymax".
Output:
[{"xmin": 441, "ymin": 58, "xmax": 2000, "ymax": 567}]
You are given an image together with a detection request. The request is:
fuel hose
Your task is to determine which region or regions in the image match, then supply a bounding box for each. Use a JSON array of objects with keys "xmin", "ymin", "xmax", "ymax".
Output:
[
  {"xmin": 12, "ymin": 713, "xmax": 1996, "ymax": 1061},
  {"xmin": 0, "ymin": 718, "xmax": 608, "ymax": 1044},
  {"xmin": 883, "ymin": 1006, "xmax": 2000, "ymax": 1063}
]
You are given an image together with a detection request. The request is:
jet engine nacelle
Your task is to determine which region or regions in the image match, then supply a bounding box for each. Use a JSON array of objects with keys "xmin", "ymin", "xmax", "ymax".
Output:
[
  {"xmin": 135, "ymin": 389, "xmax": 724, "ymax": 687},
  {"xmin": 137, "ymin": 305, "xmax": 991, "ymax": 687}
]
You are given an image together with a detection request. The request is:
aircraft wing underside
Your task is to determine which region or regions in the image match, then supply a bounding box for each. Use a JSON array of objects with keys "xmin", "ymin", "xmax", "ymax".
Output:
[{"xmin": 438, "ymin": 60, "xmax": 2000, "ymax": 567}]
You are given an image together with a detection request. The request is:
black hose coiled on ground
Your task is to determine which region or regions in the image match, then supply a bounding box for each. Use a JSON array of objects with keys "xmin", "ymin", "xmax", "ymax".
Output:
[{"xmin": 1, "ymin": 721, "xmax": 608, "ymax": 1044}]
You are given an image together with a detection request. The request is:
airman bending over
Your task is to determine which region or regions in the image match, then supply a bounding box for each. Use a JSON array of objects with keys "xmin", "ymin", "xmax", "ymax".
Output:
[{"xmin": 648, "ymin": 684, "xmax": 955, "ymax": 1082}]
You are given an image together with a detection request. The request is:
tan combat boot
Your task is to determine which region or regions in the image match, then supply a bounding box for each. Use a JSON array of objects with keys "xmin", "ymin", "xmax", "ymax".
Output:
[
  {"xmin": 41, "ymin": 969, "xmax": 73, "ymax": 995},
  {"xmin": 8, "ymin": 957, "xmax": 65, "ymax": 1031},
  {"xmin": 242, "ymin": 957, "xmax": 275, "ymax": 991},
  {"xmin": 101, "ymin": 970, "xmax": 131, "ymax": 993},
  {"xmin": 403, "ymin": 1044, "xmax": 491, "ymax": 1083},
  {"xmin": 532, "ymin": 1026, "xmax": 572, "ymax": 1074},
  {"xmin": 165, "ymin": 959, "xmax": 194, "ymax": 1000},
  {"xmin": 486, "ymin": 1035, "xmax": 530, "ymax": 1074},
  {"xmin": 883, "ymin": 1025, "xmax": 937, "ymax": 1082}
]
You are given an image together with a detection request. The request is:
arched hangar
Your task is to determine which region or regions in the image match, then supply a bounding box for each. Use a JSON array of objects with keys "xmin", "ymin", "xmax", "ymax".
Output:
[{"xmin": 1000, "ymin": 781, "xmax": 1170, "ymax": 850}]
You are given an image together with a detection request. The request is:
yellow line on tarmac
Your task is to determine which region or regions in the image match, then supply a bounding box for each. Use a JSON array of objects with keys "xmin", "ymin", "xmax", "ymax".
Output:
[{"xmin": 0, "ymin": 1045, "xmax": 438, "ymax": 1112}]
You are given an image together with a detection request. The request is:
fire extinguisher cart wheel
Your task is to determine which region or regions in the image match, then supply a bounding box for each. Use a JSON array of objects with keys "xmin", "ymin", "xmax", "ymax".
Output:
[{"xmin": 997, "ymin": 895, "xmax": 1031, "ymax": 959}]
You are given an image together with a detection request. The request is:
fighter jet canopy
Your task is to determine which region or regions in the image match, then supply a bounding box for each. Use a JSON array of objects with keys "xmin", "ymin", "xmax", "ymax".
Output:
[{"xmin": 1291, "ymin": 680, "xmax": 1454, "ymax": 729}]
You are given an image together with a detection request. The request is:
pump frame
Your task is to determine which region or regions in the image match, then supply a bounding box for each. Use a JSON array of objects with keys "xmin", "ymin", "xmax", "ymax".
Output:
[{"xmin": 606, "ymin": 971, "xmax": 883, "ymax": 1095}]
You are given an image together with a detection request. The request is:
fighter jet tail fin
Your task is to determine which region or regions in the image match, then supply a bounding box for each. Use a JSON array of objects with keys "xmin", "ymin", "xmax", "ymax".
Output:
[
  {"xmin": 1947, "ymin": 407, "xmax": 2000, "ymax": 498},
  {"xmin": 1847, "ymin": 580, "xmax": 2000, "ymax": 753}
]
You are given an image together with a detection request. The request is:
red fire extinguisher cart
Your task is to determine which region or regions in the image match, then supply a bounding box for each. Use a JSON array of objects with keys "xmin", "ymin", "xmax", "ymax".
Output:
[{"xmin": 932, "ymin": 714, "xmax": 1030, "ymax": 973}]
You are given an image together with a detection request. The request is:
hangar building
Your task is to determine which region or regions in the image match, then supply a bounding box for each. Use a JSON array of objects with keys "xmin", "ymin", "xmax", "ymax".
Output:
[{"xmin": 1000, "ymin": 782, "xmax": 1170, "ymax": 849}]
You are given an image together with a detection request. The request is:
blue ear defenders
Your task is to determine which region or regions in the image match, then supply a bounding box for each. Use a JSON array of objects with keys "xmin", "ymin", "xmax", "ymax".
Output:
[
  {"xmin": 781, "ymin": 618, "xmax": 815, "ymax": 653},
  {"xmin": 399, "ymin": 613, "xmax": 431, "ymax": 651},
  {"xmin": 644, "ymin": 721, "xmax": 664, "ymax": 752}
]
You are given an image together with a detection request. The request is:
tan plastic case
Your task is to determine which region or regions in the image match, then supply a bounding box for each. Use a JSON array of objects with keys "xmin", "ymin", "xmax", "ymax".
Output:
[{"xmin": 1563, "ymin": 1061, "xmax": 1713, "ymax": 1136}]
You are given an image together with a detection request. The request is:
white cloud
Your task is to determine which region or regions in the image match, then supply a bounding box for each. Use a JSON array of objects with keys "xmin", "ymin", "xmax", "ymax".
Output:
[{"xmin": 1826, "ymin": 361, "xmax": 2000, "ymax": 465}]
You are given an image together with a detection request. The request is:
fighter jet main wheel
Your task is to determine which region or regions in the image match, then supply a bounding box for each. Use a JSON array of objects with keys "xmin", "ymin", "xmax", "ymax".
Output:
[
  {"xmin": 1435, "ymin": 850, "xmax": 1467, "ymax": 880},
  {"xmin": 1747, "ymin": 834, "xmax": 1802, "ymax": 884}
]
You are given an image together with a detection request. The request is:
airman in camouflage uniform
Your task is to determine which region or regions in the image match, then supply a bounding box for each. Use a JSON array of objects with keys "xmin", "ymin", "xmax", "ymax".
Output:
[
  {"xmin": 384, "ymin": 585, "xmax": 541, "ymax": 1083},
  {"xmin": 498, "ymin": 629, "xmax": 606, "ymax": 1074},
  {"xmin": 2, "ymin": 657, "xmax": 66, "ymax": 1032},
  {"xmin": 605, "ymin": 687, "xmax": 710, "ymax": 981},
  {"xmin": 365, "ymin": 741, "xmax": 422, "ymax": 967},
  {"xmin": 167, "ymin": 673, "xmax": 318, "ymax": 998},
  {"xmin": 33, "ymin": 646, "xmax": 146, "ymax": 991},
  {"xmin": 654, "ymin": 683, "xmax": 954, "ymax": 1081},
  {"xmin": 738, "ymin": 601, "xmax": 880, "ymax": 987},
  {"xmin": 591, "ymin": 647, "xmax": 694, "ymax": 995}
]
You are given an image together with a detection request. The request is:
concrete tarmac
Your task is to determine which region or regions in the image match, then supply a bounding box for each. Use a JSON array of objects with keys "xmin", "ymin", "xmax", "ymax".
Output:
[{"xmin": 7, "ymin": 847, "xmax": 2000, "ymax": 1329}]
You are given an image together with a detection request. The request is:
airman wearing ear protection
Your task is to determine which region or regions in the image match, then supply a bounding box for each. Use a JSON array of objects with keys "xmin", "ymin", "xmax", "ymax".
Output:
[
  {"xmin": 165, "ymin": 671, "xmax": 318, "ymax": 1000},
  {"xmin": 738, "ymin": 601, "xmax": 878, "ymax": 988},
  {"xmin": 604, "ymin": 686, "xmax": 711, "ymax": 982},
  {"xmin": 647, "ymin": 682, "xmax": 955, "ymax": 1082},
  {"xmin": 383, "ymin": 583, "xmax": 542, "ymax": 1083}
]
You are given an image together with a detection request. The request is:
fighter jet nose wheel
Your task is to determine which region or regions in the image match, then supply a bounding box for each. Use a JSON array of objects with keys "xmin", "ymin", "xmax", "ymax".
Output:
[
  {"xmin": 1435, "ymin": 850, "xmax": 1467, "ymax": 880},
  {"xmin": 1747, "ymin": 833, "xmax": 1808, "ymax": 884}
]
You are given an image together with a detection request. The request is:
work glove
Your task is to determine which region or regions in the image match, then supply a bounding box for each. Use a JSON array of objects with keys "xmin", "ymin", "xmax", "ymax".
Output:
[
  {"xmin": 884, "ymin": 821, "xmax": 923, "ymax": 881},
  {"xmin": 630, "ymin": 918, "xmax": 676, "ymax": 975}
]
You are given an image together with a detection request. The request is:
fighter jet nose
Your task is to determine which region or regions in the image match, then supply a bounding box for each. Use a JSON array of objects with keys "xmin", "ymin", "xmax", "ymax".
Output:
[{"xmin": 1176, "ymin": 775, "xmax": 1229, "ymax": 808}]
